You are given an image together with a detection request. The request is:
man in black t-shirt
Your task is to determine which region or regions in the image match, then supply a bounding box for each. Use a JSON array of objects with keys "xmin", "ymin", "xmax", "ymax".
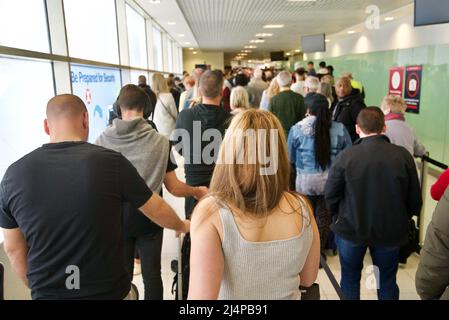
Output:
[
  {"xmin": 0, "ymin": 95, "xmax": 189, "ymax": 300},
  {"xmin": 170, "ymin": 70, "xmax": 232, "ymax": 299},
  {"xmin": 96, "ymin": 85, "xmax": 207, "ymax": 300},
  {"xmin": 171, "ymin": 70, "xmax": 233, "ymax": 219}
]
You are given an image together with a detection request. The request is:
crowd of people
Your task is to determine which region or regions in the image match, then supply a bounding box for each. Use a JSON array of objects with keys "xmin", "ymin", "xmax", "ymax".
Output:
[{"xmin": 1, "ymin": 60, "xmax": 448, "ymax": 301}]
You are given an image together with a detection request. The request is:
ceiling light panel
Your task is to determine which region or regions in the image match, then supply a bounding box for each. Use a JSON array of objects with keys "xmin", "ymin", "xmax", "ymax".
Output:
[{"xmin": 176, "ymin": 0, "xmax": 412, "ymax": 51}]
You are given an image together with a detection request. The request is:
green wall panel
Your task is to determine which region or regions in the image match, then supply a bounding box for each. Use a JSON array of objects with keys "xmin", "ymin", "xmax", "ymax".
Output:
[{"xmin": 303, "ymin": 44, "xmax": 449, "ymax": 165}]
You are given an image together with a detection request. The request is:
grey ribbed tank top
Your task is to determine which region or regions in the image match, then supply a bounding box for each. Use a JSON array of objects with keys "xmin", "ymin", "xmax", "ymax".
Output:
[{"xmin": 217, "ymin": 204, "xmax": 313, "ymax": 300}]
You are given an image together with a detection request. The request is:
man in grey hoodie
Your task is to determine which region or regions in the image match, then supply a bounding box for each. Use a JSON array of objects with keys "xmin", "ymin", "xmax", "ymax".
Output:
[{"xmin": 96, "ymin": 85, "xmax": 207, "ymax": 300}]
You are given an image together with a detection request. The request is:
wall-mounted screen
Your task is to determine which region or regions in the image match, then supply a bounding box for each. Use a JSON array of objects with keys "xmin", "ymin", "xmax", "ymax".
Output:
[
  {"xmin": 270, "ymin": 51, "xmax": 285, "ymax": 61},
  {"xmin": 415, "ymin": 0, "xmax": 449, "ymax": 26},
  {"xmin": 301, "ymin": 34, "xmax": 326, "ymax": 53}
]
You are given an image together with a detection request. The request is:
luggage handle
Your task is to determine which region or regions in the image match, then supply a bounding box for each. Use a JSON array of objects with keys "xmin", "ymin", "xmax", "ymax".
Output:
[{"xmin": 177, "ymin": 235, "xmax": 183, "ymax": 300}]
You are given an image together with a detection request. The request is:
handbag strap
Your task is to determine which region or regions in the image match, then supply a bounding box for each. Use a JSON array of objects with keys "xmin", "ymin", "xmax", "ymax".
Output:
[{"xmin": 157, "ymin": 95, "xmax": 177, "ymax": 122}]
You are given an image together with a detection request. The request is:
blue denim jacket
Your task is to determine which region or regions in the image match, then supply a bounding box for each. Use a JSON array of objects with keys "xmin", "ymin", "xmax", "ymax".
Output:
[{"xmin": 288, "ymin": 116, "xmax": 352, "ymax": 195}]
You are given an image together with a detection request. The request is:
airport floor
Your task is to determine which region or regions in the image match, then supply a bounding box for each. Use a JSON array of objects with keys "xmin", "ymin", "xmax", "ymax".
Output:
[
  {"xmin": 1, "ymin": 155, "xmax": 436, "ymax": 300},
  {"xmin": 132, "ymin": 155, "xmax": 435, "ymax": 301}
]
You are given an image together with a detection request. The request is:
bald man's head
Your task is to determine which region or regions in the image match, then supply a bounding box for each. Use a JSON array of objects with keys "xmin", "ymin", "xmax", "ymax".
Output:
[
  {"xmin": 45, "ymin": 94, "xmax": 89, "ymax": 142},
  {"xmin": 46, "ymin": 94, "xmax": 87, "ymax": 121},
  {"xmin": 336, "ymin": 76, "xmax": 353, "ymax": 99}
]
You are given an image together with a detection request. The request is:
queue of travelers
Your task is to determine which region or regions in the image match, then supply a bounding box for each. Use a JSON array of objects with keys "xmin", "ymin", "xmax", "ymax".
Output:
[{"xmin": 2, "ymin": 61, "xmax": 448, "ymax": 302}]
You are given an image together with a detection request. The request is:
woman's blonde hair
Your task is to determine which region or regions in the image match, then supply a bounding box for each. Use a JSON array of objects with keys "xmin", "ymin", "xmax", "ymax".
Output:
[
  {"xmin": 381, "ymin": 95, "xmax": 407, "ymax": 114},
  {"xmin": 266, "ymin": 77, "xmax": 280, "ymax": 99},
  {"xmin": 152, "ymin": 73, "xmax": 169, "ymax": 95},
  {"xmin": 318, "ymin": 82, "xmax": 334, "ymax": 104},
  {"xmin": 321, "ymin": 74, "xmax": 335, "ymax": 86},
  {"xmin": 230, "ymin": 86, "xmax": 250, "ymax": 111},
  {"xmin": 209, "ymin": 109, "xmax": 307, "ymax": 217},
  {"xmin": 189, "ymin": 80, "xmax": 202, "ymax": 108}
]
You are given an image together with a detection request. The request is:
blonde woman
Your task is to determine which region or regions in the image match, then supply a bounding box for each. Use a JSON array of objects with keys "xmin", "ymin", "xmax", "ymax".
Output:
[
  {"xmin": 260, "ymin": 78, "xmax": 280, "ymax": 110},
  {"xmin": 189, "ymin": 80, "xmax": 202, "ymax": 109},
  {"xmin": 188, "ymin": 109, "xmax": 320, "ymax": 300},
  {"xmin": 321, "ymin": 74, "xmax": 335, "ymax": 87},
  {"xmin": 152, "ymin": 73, "xmax": 178, "ymax": 139},
  {"xmin": 318, "ymin": 82, "xmax": 334, "ymax": 108},
  {"xmin": 381, "ymin": 95, "xmax": 425, "ymax": 158},
  {"xmin": 230, "ymin": 86, "xmax": 250, "ymax": 115},
  {"xmin": 179, "ymin": 76, "xmax": 195, "ymax": 112}
]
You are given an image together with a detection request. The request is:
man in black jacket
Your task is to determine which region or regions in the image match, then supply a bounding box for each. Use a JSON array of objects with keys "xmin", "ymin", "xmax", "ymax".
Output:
[
  {"xmin": 331, "ymin": 77, "xmax": 366, "ymax": 142},
  {"xmin": 325, "ymin": 107, "xmax": 422, "ymax": 300},
  {"xmin": 138, "ymin": 75, "xmax": 157, "ymax": 118}
]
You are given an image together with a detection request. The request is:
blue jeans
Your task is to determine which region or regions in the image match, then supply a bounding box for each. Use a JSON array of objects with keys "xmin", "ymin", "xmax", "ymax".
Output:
[{"xmin": 335, "ymin": 236, "xmax": 400, "ymax": 300}]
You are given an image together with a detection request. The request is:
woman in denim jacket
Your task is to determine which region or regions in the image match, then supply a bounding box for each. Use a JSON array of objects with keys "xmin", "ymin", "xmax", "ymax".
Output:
[{"xmin": 288, "ymin": 94, "xmax": 352, "ymax": 256}]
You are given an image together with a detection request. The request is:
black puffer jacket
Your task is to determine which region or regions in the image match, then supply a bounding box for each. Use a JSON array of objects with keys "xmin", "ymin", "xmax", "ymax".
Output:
[{"xmin": 331, "ymin": 90, "xmax": 366, "ymax": 142}]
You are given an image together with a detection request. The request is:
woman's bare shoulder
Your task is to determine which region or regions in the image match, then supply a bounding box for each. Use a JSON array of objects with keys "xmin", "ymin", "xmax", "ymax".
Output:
[{"xmin": 191, "ymin": 196, "xmax": 222, "ymax": 228}]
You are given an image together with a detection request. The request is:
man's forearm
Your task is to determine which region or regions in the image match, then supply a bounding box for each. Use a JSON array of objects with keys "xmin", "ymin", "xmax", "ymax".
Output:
[
  {"xmin": 169, "ymin": 181, "xmax": 199, "ymax": 198},
  {"xmin": 165, "ymin": 171, "xmax": 201, "ymax": 198},
  {"xmin": 7, "ymin": 250, "xmax": 29, "ymax": 287},
  {"xmin": 139, "ymin": 194, "xmax": 186, "ymax": 232}
]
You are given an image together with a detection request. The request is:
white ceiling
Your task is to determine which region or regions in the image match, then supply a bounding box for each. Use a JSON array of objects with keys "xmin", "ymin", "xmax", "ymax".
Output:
[
  {"xmin": 135, "ymin": 0, "xmax": 199, "ymax": 48},
  {"xmin": 176, "ymin": 0, "xmax": 413, "ymax": 58}
]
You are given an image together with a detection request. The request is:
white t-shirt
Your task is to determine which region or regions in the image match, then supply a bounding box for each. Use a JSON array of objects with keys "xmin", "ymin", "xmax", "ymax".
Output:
[{"xmin": 153, "ymin": 93, "xmax": 178, "ymax": 139}]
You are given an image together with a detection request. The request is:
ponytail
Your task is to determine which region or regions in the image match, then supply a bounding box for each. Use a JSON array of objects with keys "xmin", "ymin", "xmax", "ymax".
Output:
[{"xmin": 313, "ymin": 106, "xmax": 332, "ymax": 171}]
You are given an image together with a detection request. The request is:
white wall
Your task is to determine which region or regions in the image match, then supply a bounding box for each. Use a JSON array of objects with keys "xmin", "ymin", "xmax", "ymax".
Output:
[
  {"xmin": 183, "ymin": 50, "xmax": 225, "ymax": 73},
  {"xmin": 305, "ymin": 4, "xmax": 449, "ymax": 61}
]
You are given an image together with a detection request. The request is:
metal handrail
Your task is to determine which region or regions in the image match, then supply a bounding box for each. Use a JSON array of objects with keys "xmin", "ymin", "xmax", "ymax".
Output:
[{"xmin": 422, "ymin": 155, "xmax": 448, "ymax": 170}]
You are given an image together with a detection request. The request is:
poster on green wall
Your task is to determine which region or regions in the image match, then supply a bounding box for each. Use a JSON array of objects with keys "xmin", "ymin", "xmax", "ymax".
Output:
[
  {"xmin": 404, "ymin": 65, "xmax": 423, "ymax": 114},
  {"xmin": 388, "ymin": 66, "xmax": 405, "ymax": 97}
]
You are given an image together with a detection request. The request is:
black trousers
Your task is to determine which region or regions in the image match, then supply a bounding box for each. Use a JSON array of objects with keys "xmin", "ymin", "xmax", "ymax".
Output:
[
  {"xmin": 308, "ymin": 195, "xmax": 331, "ymax": 252},
  {"xmin": 125, "ymin": 229, "xmax": 164, "ymax": 300}
]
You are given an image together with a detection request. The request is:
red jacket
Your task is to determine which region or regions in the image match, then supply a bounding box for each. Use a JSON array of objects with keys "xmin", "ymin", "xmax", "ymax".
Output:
[
  {"xmin": 431, "ymin": 168, "xmax": 449, "ymax": 201},
  {"xmin": 222, "ymin": 87, "xmax": 231, "ymax": 112}
]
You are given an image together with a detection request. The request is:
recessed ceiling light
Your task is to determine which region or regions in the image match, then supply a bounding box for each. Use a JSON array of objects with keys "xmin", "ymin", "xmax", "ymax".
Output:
[
  {"xmin": 295, "ymin": 49, "xmax": 300, "ymax": 52},
  {"xmin": 325, "ymin": 39, "xmax": 331, "ymax": 42},
  {"xmin": 168, "ymin": 22, "xmax": 176, "ymax": 25},
  {"xmin": 193, "ymin": 51, "xmax": 197, "ymax": 54},
  {"xmin": 189, "ymin": 47, "xmax": 194, "ymax": 50},
  {"xmin": 250, "ymin": 39, "xmax": 265, "ymax": 43},
  {"xmin": 178, "ymin": 34, "xmax": 185, "ymax": 37},
  {"xmin": 255, "ymin": 33, "xmax": 273, "ymax": 37},
  {"xmin": 347, "ymin": 30, "xmax": 355, "ymax": 34},
  {"xmin": 244, "ymin": 45, "xmax": 257, "ymax": 49},
  {"xmin": 263, "ymin": 24, "xmax": 284, "ymax": 29},
  {"xmin": 248, "ymin": 60, "xmax": 252, "ymax": 63},
  {"xmin": 184, "ymin": 42, "xmax": 191, "ymax": 45},
  {"xmin": 385, "ymin": 16, "xmax": 394, "ymax": 21},
  {"xmin": 286, "ymin": 53, "xmax": 291, "ymax": 56}
]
